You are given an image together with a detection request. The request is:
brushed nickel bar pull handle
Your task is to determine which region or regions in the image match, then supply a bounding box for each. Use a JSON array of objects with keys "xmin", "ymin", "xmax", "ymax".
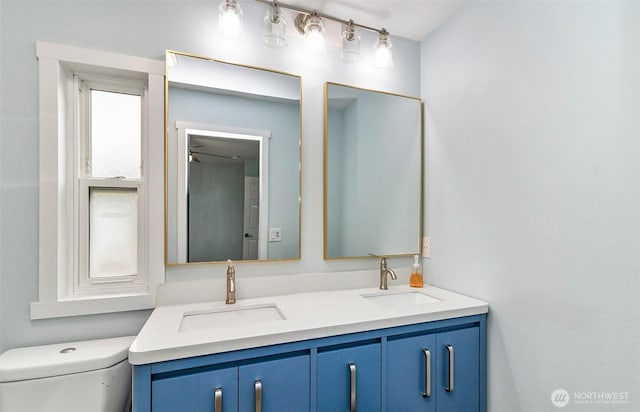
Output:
[
  {"xmin": 421, "ymin": 349, "xmax": 432, "ymax": 398},
  {"xmin": 254, "ymin": 380, "xmax": 262, "ymax": 412},
  {"xmin": 214, "ymin": 388, "xmax": 222, "ymax": 412},
  {"xmin": 349, "ymin": 362, "xmax": 357, "ymax": 412},
  {"xmin": 445, "ymin": 344, "xmax": 455, "ymax": 392}
]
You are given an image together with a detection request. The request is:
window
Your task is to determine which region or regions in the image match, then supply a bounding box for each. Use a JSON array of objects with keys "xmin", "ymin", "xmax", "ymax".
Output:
[
  {"xmin": 77, "ymin": 79, "xmax": 145, "ymax": 294},
  {"xmin": 33, "ymin": 42, "xmax": 164, "ymax": 318}
]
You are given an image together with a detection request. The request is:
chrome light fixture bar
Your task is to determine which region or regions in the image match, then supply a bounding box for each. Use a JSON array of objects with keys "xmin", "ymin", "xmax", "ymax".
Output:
[{"xmin": 254, "ymin": 0, "xmax": 393, "ymax": 67}]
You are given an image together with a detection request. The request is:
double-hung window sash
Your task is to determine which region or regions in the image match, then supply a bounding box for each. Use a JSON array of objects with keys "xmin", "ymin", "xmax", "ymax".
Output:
[{"xmin": 74, "ymin": 76, "xmax": 147, "ymax": 294}]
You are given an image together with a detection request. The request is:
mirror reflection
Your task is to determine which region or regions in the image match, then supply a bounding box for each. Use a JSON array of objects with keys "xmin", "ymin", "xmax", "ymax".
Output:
[
  {"xmin": 166, "ymin": 51, "xmax": 301, "ymax": 264},
  {"xmin": 324, "ymin": 82, "xmax": 422, "ymax": 259}
]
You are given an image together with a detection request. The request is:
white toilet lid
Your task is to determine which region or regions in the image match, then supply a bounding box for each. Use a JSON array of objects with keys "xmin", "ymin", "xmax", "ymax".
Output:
[{"xmin": 0, "ymin": 336, "xmax": 135, "ymax": 382}]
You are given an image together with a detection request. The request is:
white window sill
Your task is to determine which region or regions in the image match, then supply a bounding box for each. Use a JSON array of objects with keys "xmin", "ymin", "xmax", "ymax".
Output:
[{"xmin": 30, "ymin": 293, "xmax": 155, "ymax": 319}]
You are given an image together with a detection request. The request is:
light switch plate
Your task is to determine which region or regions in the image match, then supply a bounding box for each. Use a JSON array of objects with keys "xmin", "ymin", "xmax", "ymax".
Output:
[{"xmin": 269, "ymin": 228, "xmax": 282, "ymax": 242}]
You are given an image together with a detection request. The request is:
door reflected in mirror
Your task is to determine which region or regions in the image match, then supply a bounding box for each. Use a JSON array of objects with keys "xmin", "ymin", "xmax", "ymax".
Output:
[
  {"xmin": 324, "ymin": 82, "xmax": 423, "ymax": 259},
  {"xmin": 187, "ymin": 132, "xmax": 262, "ymax": 262},
  {"xmin": 166, "ymin": 51, "xmax": 301, "ymax": 265}
]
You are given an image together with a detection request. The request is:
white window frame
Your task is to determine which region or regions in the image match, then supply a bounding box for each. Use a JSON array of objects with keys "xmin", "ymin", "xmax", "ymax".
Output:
[
  {"xmin": 32, "ymin": 42, "xmax": 165, "ymax": 319},
  {"xmin": 76, "ymin": 77, "xmax": 146, "ymax": 294}
]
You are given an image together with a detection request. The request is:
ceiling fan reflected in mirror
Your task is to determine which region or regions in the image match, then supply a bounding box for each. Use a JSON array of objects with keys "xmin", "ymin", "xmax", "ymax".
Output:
[{"xmin": 189, "ymin": 148, "xmax": 241, "ymax": 163}]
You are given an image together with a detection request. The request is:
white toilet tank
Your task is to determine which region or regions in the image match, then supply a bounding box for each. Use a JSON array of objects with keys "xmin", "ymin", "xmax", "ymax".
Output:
[{"xmin": 0, "ymin": 335, "xmax": 135, "ymax": 412}]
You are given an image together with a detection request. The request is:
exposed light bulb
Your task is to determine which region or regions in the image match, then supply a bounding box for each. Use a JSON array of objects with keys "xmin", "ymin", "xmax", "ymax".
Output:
[
  {"xmin": 373, "ymin": 46, "xmax": 392, "ymax": 67},
  {"xmin": 218, "ymin": 0, "xmax": 243, "ymax": 38},
  {"xmin": 373, "ymin": 29, "xmax": 394, "ymax": 68},
  {"xmin": 306, "ymin": 30, "xmax": 325, "ymax": 54},
  {"xmin": 304, "ymin": 14, "xmax": 326, "ymax": 54}
]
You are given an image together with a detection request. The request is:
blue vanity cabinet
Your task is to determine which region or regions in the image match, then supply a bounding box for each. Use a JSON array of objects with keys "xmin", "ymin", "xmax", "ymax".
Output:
[
  {"xmin": 317, "ymin": 342, "xmax": 381, "ymax": 412},
  {"xmin": 387, "ymin": 333, "xmax": 437, "ymax": 411},
  {"xmin": 238, "ymin": 354, "xmax": 310, "ymax": 412},
  {"xmin": 132, "ymin": 314, "xmax": 486, "ymax": 412},
  {"xmin": 387, "ymin": 326, "xmax": 480, "ymax": 412},
  {"xmin": 436, "ymin": 327, "xmax": 480, "ymax": 411},
  {"xmin": 151, "ymin": 365, "xmax": 238, "ymax": 412},
  {"xmin": 147, "ymin": 353, "xmax": 309, "ymax": 412}
]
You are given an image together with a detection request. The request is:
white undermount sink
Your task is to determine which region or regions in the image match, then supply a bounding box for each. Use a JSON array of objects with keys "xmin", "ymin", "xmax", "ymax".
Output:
[
  {"xmin": 179, "ymin": 304, "xmax": 286, "ymax": 333},
  {"xmin": 361, "ymin": 291, "xmax": 442, "ymax": 308}
]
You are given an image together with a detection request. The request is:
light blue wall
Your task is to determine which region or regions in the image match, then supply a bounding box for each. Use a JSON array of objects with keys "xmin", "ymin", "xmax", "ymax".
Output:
[
  {"xmin": 347, "ymin": 93, "xmax": 420, "ymax": 256},
  {"xmin": 338, "ymin": 101, "xmax": 360, "ymax": 254},
  {"xmin": 422, "ymin": 1, "xmax": 640, "ymax": 410},
  {"xmin": 0, "ymin": 0, "xmax": 420, "ymax": 351},
  {"xmin": 326, "ymin": 107, "xmax": 345, "ymax": 257},
  {"xmin": 327, "ymin": 92, "xmax": 421, "ymax": 257}
]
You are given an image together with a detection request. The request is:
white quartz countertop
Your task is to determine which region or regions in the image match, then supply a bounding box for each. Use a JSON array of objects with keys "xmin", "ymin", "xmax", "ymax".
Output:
[{"xmin": 129, "ymin": 284, "xmax": 488, "ymax": 365}]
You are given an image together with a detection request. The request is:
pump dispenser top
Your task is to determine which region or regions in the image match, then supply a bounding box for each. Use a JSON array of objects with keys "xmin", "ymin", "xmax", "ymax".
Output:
[{"xmin": 409, "ymin": 254, "xmax": 424, "ymax": 288}]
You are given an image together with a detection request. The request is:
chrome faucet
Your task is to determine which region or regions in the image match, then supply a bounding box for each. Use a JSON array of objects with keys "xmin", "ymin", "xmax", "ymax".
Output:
[
  {"xmin": 379, "ymin": 257, "xmax": 397, "ymax": 290},
  {"xmin": 226, "ymin": 259, "xmax": 236, "ymax": 304}
]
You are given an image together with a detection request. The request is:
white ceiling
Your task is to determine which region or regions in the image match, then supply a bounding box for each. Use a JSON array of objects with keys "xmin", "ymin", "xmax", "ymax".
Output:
[{"xmin": 282, "ymin": 0, "xmax": 466, "ymax": 41}]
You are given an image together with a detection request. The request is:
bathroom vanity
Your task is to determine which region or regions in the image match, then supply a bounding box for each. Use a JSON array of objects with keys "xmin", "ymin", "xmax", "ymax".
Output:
[
  {"xmin": 150, "ymin": 50, "xmax": 486, "ymax": 412},
  {"xmin": 130, "ymin": 285, "xmax": 487, "ymax": 412}
]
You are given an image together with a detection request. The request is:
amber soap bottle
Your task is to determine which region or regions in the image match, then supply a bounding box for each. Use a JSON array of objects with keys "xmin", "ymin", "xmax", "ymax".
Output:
[{"xmin": 409, "ymin": 254, "xmax": 424, "ymax": 288}]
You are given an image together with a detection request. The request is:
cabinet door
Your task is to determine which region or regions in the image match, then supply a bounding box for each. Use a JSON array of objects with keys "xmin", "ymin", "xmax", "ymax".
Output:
[
  {"xmin": 238, "ymin": 354, "xmax": 311, "ymax": 412},
  {"xmin": 436, "ymin": 327, "xmax": 480, "ymax": 412},
  {"xmin": 387, "ymin": 333, "xmax": 437, "ymax": 412},
  {"xmin": 317, "ymin": 343, "xmax": 381, "ymax": 412},
  {"xmin": 151, "ymin": 366, "xmax": 238, "ymax": 412}
]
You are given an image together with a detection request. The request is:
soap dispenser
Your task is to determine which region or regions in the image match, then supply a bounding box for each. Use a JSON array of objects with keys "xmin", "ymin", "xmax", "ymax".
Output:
[{"xmin": 409, "ymin": 255, "xmax": 424, "ymax": 288}]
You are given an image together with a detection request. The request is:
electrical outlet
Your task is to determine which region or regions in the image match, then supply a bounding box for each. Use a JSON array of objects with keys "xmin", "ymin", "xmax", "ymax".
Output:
[
  {"xmin": 269, "ymin": 228, "xmax": 282, "ymax": 242},
  {"xmin": 422, "ymin": 236, "xmax": 431, "ymax": 258}
]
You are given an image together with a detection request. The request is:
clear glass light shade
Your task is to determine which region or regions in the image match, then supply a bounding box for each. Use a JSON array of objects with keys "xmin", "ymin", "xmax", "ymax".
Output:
[
  {"xmin": 304, "ymin": 15, "xmax": 326, "ymax": 54},
  {"xmin": 340, "ymin": 22, "xmax": 361, "ymax": 63},
  {"xmin": 263, "ymin": 4, "xmax": 287, "ymax": 48},
  {"xmin": 373, "ymin": 31, "xmax": 394, "ymax": 68},
  {"xmin": 218, "ymin": 0, "xmax": 243, "ymax": 38}
]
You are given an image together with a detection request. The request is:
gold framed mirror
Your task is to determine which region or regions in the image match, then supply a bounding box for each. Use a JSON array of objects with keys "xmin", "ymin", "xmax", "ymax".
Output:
[
  {"xmin": 324, "ymin": 82, "xmax": 423, "ymax": 259},
  {"xmin": 166, "ymin": 51, "xmax": 302, "ymax": 265}
]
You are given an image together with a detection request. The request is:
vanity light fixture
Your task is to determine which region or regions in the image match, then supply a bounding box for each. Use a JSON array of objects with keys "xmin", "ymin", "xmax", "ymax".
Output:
[
  {"xmin": 263, "ymin": 0, "xmax": 287, "ymax": 48},
  {"xmin": 218, "ymin": 0, "xmax": 244, "ymax": 38},
  {"xmin": 253, "ymin": 0, "xmax": 393, "ymax": 68},
  {"xmin": 297, "ymin": 12, "xmax": 326, "ymax": 54},
  {"xmin": 340, "ymin": 20, "xmax": 361, "ymax": 63},
  {"xmin": 372, "ymin": 29, "xmax": 394, "ymax": 68}
]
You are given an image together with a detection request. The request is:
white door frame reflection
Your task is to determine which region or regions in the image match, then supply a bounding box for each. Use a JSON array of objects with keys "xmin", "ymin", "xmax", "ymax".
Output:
[{"xmin": 175, "ymin": 121, "xmax": 270, "ymax": 262}]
